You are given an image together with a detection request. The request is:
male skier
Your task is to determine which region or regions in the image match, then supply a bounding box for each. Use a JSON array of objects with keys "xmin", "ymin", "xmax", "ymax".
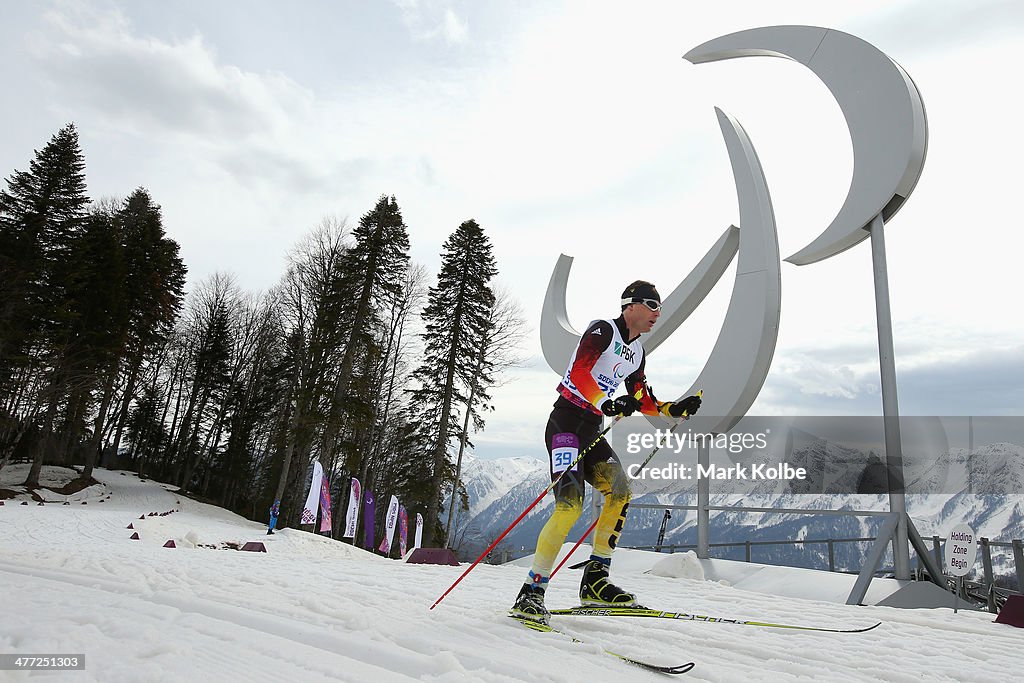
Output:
[{"xmin": 511, "ymin": 280, "xmax": 702, "ymax": 623}]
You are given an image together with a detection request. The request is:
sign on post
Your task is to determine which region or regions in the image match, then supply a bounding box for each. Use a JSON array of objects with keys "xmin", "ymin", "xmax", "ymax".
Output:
[{"xmin": 944, "ymin": 523, "xmax": 978, "ymax": 613}]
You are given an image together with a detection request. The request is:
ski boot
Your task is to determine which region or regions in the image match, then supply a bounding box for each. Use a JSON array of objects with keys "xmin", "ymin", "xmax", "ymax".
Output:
[
  {"xmin": 579, "ymin": 558, "xmax": 638, "ymax": 607},
  {"xmin": 510, "ymin": 583, "xmax": 550, "ymax": 624}
]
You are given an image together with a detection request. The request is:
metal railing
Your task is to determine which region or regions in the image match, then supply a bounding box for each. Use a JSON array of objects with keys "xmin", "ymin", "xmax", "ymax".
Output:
[
  {"xmin": 628, "ymin": 536, "xmax": 879, "ymax": 573},
  {"xmin": 624, "ymin": 527, "xmax": 1023, "ymax": 613},
  {"xmin": 932, "ymin": 536, "xmax": 1024, "ymax": 612}
]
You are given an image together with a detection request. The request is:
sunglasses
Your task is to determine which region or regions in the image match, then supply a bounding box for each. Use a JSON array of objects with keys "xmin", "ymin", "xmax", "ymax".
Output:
[{"xmin": 621, "ymin": 297, "xmax": 661, "ymax": 312}]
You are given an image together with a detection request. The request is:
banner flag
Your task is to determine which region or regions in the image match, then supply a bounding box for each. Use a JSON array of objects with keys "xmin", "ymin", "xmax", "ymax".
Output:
[
  {"xmin": 363, "ymin": 489, "xmax": 376, "ymax": 550},
  {"xmin": 378, "ymin": 495, "xmax": 400, "ymax": 556},
  {"xmin": 343, "ymin": 478, "xmax": 361, "ymax": 539},
  {"xmin": 399, "ymin": 506, "xmax": 408, "ymax": 557},
  {"xmin": 318, "ymin": 476, "xmax": 332, "ymax": 533},
  {"xmin": 415, "ymin": 513, "xmax": 423, "ymax": 549},
  {"xmin": 300, "ymin": 460, "xmax": 324, "ymax": 525}
]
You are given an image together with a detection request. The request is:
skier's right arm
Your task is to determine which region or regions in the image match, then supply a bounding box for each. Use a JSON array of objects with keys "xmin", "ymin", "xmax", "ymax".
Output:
[{"xmin": 567, "ymin": 320, "xmax": 614, "ymax": 408}]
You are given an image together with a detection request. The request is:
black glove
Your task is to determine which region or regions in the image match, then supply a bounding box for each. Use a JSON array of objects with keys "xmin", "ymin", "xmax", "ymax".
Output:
[
  {"xmin": 666, "ymin": 395, "xmax": 702, "ymax": 418},
  {"xmin": 600, "ymin": 395, "xmax": 643, "ymax": 417}
]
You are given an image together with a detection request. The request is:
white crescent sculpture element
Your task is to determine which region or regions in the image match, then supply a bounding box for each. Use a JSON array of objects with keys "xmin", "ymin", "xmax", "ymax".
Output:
[
  {"xmin": 683, "ymin": 108, "xmax": 781, "ymax": 434},
  {"xmin": 539, "ymin": 227, "xmax": 737, "ymax": 375},
  {"xmin": 540, "ymin": 108, "xmax": 781, "ymax": 435},
  {"xmin": 685, "ymin": 25, "xmax": 928, "ymax": 266}
]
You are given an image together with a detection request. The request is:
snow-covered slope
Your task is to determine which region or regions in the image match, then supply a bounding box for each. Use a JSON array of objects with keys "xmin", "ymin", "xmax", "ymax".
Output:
[{"xmin": 1, "ymin": 466, "xmax": 1020, "ymax": 682}]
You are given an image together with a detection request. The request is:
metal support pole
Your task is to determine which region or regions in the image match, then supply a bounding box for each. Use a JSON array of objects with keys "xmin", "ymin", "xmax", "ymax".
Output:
[
  {"xmin": 869, "ymin": 214, "xmax": 910, "ymax": 580},
  {"xmin": 980, "ymin": 537, "xmax": 993, "ymax": 585},
  {"xmin": 697, "ymin": 441, "xmax": 710, "ymax": 559},
  {"xmin": 828, "ymin": 540, "xmax": 835, "ymax": 572},
  {"xmin": 908, "ymin": 519, "xmax": 947, "ymax": 589},
  {"xmin": 1013, "ymin": 539, "xmax": 1024, "ymax": 594},
  {"xmin": 981, "ymin": 537, "xmax": 995, "ymax": 612},
  {"xmin": 847, "ymin": 512, "xmax": 900, "ymax": 605}
]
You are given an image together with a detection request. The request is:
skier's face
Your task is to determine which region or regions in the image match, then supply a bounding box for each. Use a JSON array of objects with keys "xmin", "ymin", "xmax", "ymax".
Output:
[{"xmin": 624, "ymin": 300, "xmax": 660, "ymax": 335}]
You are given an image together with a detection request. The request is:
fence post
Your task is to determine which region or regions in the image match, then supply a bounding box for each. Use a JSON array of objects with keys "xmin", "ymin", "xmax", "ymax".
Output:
[
  {"xmin": 828, "ymin": 540, "xmax": 835, "ymax": 572},
  {"xmin": 980, "ymin": 537, "xmax": 996, "ymax": 612},
  {"xmin": 745, "ymin": 540, "xmax": 751, "ymax": 563},
  {"xmin": 1013, "ymin": 539, "xmax": 1024, "ymax": 594}
]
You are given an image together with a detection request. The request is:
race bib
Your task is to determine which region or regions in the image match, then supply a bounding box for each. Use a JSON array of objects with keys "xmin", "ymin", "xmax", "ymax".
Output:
[{"xmin": 550, "ymin": 433, "xmax": 580, "ymax": 474}]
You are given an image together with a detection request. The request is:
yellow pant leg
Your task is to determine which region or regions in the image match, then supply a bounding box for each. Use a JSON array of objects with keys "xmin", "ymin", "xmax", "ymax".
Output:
[
  {"xmin": 590, "ymin": 460, "xmax": 632, "ymax": 559},
  {"xmin": 529, "ymin": 494, "xmax": 583, "ymax": 579}
]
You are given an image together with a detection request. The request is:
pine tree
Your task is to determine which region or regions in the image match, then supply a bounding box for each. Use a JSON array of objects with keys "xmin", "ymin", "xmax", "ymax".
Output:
[
  {"xmin": 54, "ymin": 202, "xmax": 128, "ymax": 467},
  {"xmin": 408, "ymin": 219, "xmax": 496, "ymax": 545},
  {"xmin": 321, "ymin": 196, "xmax": 410, "ymax": 480},
  {"xmin": 0, "ymin": 123, "xmax": 89, "ymax": 370},
  {"xmin": 0, "ymin": 124, "xmax": 90, "ymax": 486},
  {"xmin": 82, "ymin": 188, "xmax": 185, "ymax": 479},
  {"xmin": 444, "ymin": 287, "xmax": 526, "ymax": 546}
]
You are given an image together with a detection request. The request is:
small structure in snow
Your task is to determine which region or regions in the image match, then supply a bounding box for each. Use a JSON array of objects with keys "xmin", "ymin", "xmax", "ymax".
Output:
[{"xmin": 405, "ymin": 548, "xmax": 460, "ymax": 566}]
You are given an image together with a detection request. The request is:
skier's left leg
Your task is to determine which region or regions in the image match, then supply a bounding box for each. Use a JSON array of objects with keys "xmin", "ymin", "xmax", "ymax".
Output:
[{"xmin": 579, "ymin": 455, "xmax": 638, "ymax": 606}]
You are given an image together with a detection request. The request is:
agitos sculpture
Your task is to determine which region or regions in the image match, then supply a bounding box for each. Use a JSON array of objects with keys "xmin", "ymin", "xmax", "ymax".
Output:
[{"xmin": 540, "ymin": 26, "xmax": 928, "ymax": 580}]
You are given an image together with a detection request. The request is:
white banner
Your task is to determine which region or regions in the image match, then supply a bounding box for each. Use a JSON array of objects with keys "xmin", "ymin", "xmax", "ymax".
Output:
[
  {"xmin": 415, "ymin": 513, "xmax": 423, "ymax": 549},
  {"xmin": 343, "ymin": 478, "xmax": 361, "ymax": 539},
  {"xmin": 300, "ymin": 460, "xmax": 324, "ymax": 526},
  {"xmin": 378, "ymin": 495, "xmax": 399, "ymax": 555}
]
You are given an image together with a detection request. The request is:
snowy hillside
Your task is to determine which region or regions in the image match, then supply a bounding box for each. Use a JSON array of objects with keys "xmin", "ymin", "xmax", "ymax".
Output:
[
  {"xmin": 2, "ymin": 466, "xmax": 1021, "ymax": 682},
  {"xmin": 458, "ymin": 453, "xmax": 546, "ymax": 525}
]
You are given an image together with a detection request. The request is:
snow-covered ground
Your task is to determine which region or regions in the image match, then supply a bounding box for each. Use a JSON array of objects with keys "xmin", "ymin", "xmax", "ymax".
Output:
[{"xmin": 0, "ymin": 466, "xmax": 1019, "ymax": 682}]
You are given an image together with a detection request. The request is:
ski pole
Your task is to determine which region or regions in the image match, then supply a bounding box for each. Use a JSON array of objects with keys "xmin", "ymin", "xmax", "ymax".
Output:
[
  {"xmin": 550, "ymin": 390, "xmax": 701, "ymax": 579},
  {"xmin": 429, "ymin": 389, "xmax": 642, "ymax": 610}
]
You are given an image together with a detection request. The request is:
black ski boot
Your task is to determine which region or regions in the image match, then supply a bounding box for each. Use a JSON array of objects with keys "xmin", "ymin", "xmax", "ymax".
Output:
[
  {"xmin": 510, "ymin": 583, "xmax": 550, "ymax": 624},
  {"xmin": 579, "ymin": 559, "xmax": 638, "ymax": 606}
]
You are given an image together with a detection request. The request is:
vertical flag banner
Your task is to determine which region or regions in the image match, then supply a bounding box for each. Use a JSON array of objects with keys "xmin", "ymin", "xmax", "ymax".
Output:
[
  {"xmin": 415, "ymin": 513, "xmax": 423, "ymax": 549},
  {"xmin": 399, "ymin": 506, "xmax": 408, "ymax": 557},
  {"xmin": 378, "ymin": 495, "xmax": 399, "ymax": 556},
  {"xmin": 301, "ymin": 460, "xmax": 324, "ymax": 525},
  {"xmin": 318, "ymin": 477, "xmax": 332, "ymax": 533},
  {"xmin": 343, "ymin": 478, "xmax": 361, "ymax": 539},
  {"xmin": 363, "ymin": 489, "xmax": 376, "ymax": 550}
]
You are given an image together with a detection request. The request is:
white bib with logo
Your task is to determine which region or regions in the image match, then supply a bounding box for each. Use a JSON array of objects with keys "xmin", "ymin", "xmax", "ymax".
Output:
[{"xmin": 559, "ymin": 319, "xmax": 644, "ymax": 406}]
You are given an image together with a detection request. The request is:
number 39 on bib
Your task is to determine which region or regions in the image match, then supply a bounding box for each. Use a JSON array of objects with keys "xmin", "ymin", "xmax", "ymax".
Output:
[{"xmin": 550, "ymin": 433, "xmax": 580, "ymax": 474}]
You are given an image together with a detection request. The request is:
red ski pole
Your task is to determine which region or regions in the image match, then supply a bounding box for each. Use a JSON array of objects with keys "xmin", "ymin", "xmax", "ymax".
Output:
[{"xmin": 429, "ymin": 390, "xmax": 643, "ymax": 610}]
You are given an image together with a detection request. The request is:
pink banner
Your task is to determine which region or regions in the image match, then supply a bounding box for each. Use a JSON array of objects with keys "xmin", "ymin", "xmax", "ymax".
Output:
[
  {"xmin": 399, "ymin": 506, "xmax": 408, "ymax": 557},
  {"xmin": 318, "ymin": 477, "xmax": 332, "ymax": 533}
]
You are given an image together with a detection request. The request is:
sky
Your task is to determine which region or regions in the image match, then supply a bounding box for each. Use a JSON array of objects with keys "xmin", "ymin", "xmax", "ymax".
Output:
[
  {"xmin": 2, "ymin": 465, "xmax": 1021, "ymax": 682},
  {"xmin": 1, "ymin": 0, "xmax": 1022, "ymax": 461}
]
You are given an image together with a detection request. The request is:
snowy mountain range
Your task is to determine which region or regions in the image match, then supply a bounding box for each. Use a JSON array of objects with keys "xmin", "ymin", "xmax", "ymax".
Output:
[{"xmin": 454, "ymin": 443, "xmax": 1024, "ymax": 581}]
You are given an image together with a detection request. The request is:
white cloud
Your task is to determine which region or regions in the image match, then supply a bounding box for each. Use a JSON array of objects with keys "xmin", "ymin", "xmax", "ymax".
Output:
[
  {"xmin": 442, "ymin": 8, "xmax": 469, "ymax": 44},
  {"xmin": 776, "ymin": 355, "xmax": 875, "ymax": 401},
  {"xmin": 35, "ymin": 3, "xmax": 312, "ymax": 142},
  {"xmin": 391, "ymin": 0, "xmax": 469, "ymax": 45}
]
